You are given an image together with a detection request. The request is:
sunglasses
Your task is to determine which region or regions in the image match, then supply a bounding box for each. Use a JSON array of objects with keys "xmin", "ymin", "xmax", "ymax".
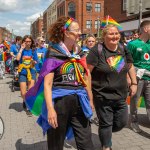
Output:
[{"xmin": 41, "ymin": 41, "xmax": 45, "ymax": 42}]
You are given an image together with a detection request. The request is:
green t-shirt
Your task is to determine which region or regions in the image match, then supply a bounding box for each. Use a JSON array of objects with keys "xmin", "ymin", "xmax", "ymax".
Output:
[{"xmin": 127, "ymin": 39, "xmax": 150, "ymax": 80}]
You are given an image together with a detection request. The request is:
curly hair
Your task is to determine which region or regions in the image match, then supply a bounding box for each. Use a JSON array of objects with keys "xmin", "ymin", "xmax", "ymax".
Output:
[{"xmin": 48, "ymin": 16, "xmax": 72, "ymax": 43}]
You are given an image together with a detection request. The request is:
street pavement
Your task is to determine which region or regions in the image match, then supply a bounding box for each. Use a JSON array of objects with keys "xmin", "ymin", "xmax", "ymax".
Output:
[{"xmin": 0, "ymin": 74, "xmax": 150, "ymax": 150}]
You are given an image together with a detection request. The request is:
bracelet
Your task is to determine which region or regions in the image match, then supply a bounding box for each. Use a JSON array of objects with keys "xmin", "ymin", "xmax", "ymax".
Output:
[{"xmin": 131, "ymin": 83, "xmax": 138, "ymax": 85}]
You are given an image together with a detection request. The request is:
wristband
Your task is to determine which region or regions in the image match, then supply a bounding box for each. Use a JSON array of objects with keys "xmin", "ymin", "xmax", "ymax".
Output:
[{"xmin": 131, "ymin": 83, "xmax": 137, "ymax": 85}]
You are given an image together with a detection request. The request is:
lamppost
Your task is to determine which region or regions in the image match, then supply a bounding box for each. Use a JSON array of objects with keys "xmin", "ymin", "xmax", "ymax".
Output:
[
  {"xmin": 97, "ymin": 17, "xmax": 100, "ymax": 38},
  {"xmin": 90, "ymin": 0, "xmax": 92, "ymax": 34},
  {"xmin": 139, "ymin": 0, "xmax": 143, "ymax": 29}
]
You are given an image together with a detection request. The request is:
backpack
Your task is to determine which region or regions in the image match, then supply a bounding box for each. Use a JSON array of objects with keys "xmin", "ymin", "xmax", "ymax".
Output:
[{"xmin": 97, "ymin": 43, "xmax": 125, "ymax": 57}]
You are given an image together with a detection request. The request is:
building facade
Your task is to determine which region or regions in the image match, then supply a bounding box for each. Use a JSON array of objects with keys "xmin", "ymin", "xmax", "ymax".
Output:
[
  {"xmin": 0, "ymin": 27, "xmax": 12, "ymax": 43},
  {"xmin": 58, "ymin": 0, "xmax": 104, "ymax": 35},
  {"xmin": 104, "ymin": 0, "xmax": 150, "ymax": 31},
  {"xmin": 30, "ymin": 16, "xmax": 44, "ymax": 41}
]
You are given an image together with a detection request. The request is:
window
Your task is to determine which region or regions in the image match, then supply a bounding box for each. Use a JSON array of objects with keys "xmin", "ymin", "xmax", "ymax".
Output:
[
  {"xmin": 86, "ymin": 20, "xmax": 92, "ymax": 29},
  {"xmin": 68, "ymin": 2, "xmax": 76, "ymax": 18},
  {"xmin": 86, "ymin": 2, "xmax": 92, "ymax": 11},
  {"xmin": 95, "ymin": 20, "xmax": 100, "ymax": 29},
  {"xmin": 95, "ymin": 3, "xmax": 101, "ymax": 12},
  {"xmin": 123, "ymin": 0, "xmax": 127, "ymax": 11}
]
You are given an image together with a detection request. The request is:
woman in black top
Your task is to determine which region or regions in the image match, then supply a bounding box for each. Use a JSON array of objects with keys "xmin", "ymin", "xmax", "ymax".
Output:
[{"xmin": 87, "ymin": 24, "xmax": 137, "ymax": 150}]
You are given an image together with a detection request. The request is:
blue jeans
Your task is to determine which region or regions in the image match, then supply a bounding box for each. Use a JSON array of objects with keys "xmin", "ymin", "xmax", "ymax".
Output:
[
  {"xmin": 130, "ymin": 79, "xmax": 150, "ymax": 122},
  {"xmin": 19, "ymin": 74, "xmax": 36, "ymax": 82}
]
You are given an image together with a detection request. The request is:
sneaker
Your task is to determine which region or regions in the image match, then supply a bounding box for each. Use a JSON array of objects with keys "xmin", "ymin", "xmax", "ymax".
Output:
[
  {"xmin": 26, "ymin": 110, "xmax": 32, "ymax": 117},
  {"xmin": 130, "ymin": 122, "xmax": 142, "ymax": 133},
  {"xmin": 23, "ymin": 102, "xmax": 27, "ymax": 110}
]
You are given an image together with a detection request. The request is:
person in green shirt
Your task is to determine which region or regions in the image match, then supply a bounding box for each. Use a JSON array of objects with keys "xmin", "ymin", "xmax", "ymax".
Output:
[{"xmin": 127, "ymin": 20, "xmax": 150, "ymax": 133}]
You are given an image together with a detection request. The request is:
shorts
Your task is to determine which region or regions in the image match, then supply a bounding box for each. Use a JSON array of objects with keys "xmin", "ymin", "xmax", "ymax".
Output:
[{"xmin": 19, "ymin": 74, "xmax": 36, "ymax": 82}]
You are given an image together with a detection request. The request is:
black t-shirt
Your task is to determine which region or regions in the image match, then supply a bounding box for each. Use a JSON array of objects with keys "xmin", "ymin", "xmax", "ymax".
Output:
[
  {"xmin": 86, "ymin": 43, "xmax": 133, "ymax": 100},
  {"xmin": 47, "ymin": 49, "xmax": 85, "ymax": 89}
]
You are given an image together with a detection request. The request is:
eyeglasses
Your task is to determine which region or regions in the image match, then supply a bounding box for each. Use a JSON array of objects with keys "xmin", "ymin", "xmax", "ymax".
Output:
[
  {"xmin": 25, "ymin": 41, "xmax": 31, "ymax": 43},
  {"xmin": 88, "ymin": 41, "xmax": 95, "ymax": 43},
  {"xmin": 68, "ymin": 29, "xmax": 81, "ymax": 33}
]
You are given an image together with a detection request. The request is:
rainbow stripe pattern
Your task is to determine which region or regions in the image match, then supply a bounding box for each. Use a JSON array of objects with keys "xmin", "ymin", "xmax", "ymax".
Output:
[
  {"xmin": 101, "ymin": 15, "xmax": 123, "ymax": 31},
  {"xmin": 63, "ymin": 18, "xmax": 75, "ymax": 31},
  {"xmin": 127, "ymin": 96, "xmax": 146, "ymax": 108},
  {"xmin": 60, "ymin": 61, "xmax": 84, "ymax": 74},
  {"xmin": 107, "ymin": 55, "xmax": 125, "ymax": 73}
]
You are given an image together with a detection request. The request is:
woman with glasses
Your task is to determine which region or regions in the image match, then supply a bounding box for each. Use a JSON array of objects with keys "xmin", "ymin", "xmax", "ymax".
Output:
[
  {"xmin": 86, "ymin": 24, "xmax": 137, "ymax": 150},
  {"xmin": 17, "ymin": 35, "xmax": 38, "ymax": 116},
  {"xmin": 25, "ymin": 16, "xmax": 94, "ymax": 150},
  {"xmin": 35, "ymin": 37, "xmax": 47, "ymax": 75}
]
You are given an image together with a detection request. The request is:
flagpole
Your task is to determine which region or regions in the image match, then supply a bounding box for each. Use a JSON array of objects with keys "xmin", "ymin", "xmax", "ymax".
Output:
[{"xmin": 106, "ymin": 15, "xmax": 109, "ymax": 25}]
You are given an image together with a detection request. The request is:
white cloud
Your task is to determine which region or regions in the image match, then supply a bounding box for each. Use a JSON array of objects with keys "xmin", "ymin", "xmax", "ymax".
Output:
[
  {"xmin": 0, "ymin": 0, "xmax": 18, "ymax": 12},
  {"xmin": 0, "ymin": 0, "xmax": 54, "ymax": 36},
  {"xmin": 26, "ymin": 12, "xmax": 43, "ymax": 22}
]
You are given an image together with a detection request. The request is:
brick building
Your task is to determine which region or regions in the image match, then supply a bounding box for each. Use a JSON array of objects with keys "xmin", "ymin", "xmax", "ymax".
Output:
[
  {"xmin": 57, "ymin": 0, "xmax": 104, "ymax": 35},
  {"xmin": 0, "ymin": 27, "xmax": 12, "ymax": 43},
  {"xmin": 30, "ymin": 16, "xmax": 44, "ymax": 41},
  {"xmin": 43, "ymin": 10, "xmax": 48, "ymax": 41}
]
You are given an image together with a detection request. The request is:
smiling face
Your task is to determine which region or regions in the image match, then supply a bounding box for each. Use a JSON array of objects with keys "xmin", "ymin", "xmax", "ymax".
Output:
[{"xmin": 103, "ymin": 26, "xmax": 120, "ymax": 46}]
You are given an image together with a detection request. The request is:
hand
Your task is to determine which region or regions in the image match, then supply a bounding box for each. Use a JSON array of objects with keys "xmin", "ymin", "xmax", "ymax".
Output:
[
  {"xmin": 129, "ymin": 84, "xmax": 137, "ymax": 97},
  {"xmin": 21, "ymin": 42, "xmax": 26, "ymax": 50},
  {"xmin": 90, "ymin": 101, "xmax": 95, "ymax": 112},
  {"xmin": 47, "ymin": 107, "xmax": 58, "ymax": 129}
]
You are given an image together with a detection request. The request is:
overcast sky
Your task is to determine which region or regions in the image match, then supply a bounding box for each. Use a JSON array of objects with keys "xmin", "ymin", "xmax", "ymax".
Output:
[{"xmin": 0, "ymin": 0, "xmax": 53, "ymax": 37}]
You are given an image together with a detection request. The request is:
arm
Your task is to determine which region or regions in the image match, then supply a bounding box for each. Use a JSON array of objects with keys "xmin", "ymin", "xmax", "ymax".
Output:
[
  {"xmin": 44, "ymin": 72, "xmax": 58, "ymax": 128},
  {"xmin": 128, "ymin": 64, "xmax": 137, "ymax": 97},
  {"xmin": 84, "ymin": 69, "xmax": 94, "ymax": 111},
  {"xmin": 16, "ymin": 43, "xmax": 26, "ymax": 61}
]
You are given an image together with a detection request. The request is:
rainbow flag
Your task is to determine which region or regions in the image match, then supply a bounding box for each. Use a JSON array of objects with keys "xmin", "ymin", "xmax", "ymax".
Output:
[
  {"xmin": 101, "ymin": 15, "xmax": 123, "ymax": 31},
  {"xmin": 126, "ymin": 96, "xmax": 146, "ymax": 108}
]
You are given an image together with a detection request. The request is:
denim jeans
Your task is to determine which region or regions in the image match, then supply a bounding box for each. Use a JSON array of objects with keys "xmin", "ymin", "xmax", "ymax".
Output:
[
  {"xmin": 94, "ymin": 97, "xmax": 128, "ymax": 148},
  {"xmin": 130, "ymin": 79, "xmax": 150, "ymax": 122},
  {"xmin": 47, "ymin": 94, "xmax": 94, "ymax": 150}
]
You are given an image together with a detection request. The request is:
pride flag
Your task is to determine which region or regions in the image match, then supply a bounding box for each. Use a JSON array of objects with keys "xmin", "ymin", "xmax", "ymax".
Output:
[
  {"xmin": 101, "ymin": 15, "xmax": 123, "ymax": 31},
  {"xmin": 126, "ymin": 96, "xmax": 146, "ymax": 108}
]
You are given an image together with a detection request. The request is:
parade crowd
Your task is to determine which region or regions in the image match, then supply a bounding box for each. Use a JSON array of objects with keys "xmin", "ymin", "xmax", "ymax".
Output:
[{"xmin": 0, "ymin": 16, "xmax": 150, "ymax": 150}]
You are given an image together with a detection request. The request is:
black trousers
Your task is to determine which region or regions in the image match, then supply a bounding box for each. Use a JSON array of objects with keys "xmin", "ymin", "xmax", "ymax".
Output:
[
  {"xmin": 47, "ymin": 94, "xmax": 94, "ymax": 150},
  {"xmin": 94, "ymin": 96, "xmax": 128, "ymax": 148}
]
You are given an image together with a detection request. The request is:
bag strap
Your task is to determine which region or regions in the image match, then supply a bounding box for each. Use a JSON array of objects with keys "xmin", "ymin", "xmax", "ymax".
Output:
[{"xmin": 97, "ymin": 43, "xmax": 103, "ymax": 57}]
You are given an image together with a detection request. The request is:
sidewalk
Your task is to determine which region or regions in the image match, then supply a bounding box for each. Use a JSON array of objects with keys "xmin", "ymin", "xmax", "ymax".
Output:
[{"xmin": 0, "ymin": 75, "xmax": 150, "ymax": 150}]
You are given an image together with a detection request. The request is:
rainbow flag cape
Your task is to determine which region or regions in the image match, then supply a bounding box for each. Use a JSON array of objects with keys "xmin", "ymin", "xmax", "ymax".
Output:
[
  {"xmin": 101, "ymin": 15, "xmax": 123, "ymax": 31},
  {"xmin": 126, "ymin": 96, "xmax": 146, "ymax": 108}
]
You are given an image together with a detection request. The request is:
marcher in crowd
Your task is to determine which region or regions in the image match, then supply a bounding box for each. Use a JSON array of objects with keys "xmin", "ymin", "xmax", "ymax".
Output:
[
  {"xmin": 35, "ymin": 37, "xmax": 47, "ymax": 75},
  {"xmin": 25, "ymin": 16, "xmax": 94, "ymax": 150},
  {"xmin": 10, "ymin": 36, "xmax": 22, "ymax": 69},
  {"xmin": 127, "ymin": 20, "xmax": 150, "ymax": 133},
  {"xmin": 17, "ymin": 35, "xmax": 38, "ymax": 115},
  {"xmin": 84, "ymin": 34, "xmax": 96, "ymax": 49},
  {"xmin": 87, "ymin": 24, "xmax": 137, "ymax": 150}
]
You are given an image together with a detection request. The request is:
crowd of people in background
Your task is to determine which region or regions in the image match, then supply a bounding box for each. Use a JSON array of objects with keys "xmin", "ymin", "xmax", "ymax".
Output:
[{"xmin": 0, "ymin": 16, "xmax": 150, "ymax": 150}]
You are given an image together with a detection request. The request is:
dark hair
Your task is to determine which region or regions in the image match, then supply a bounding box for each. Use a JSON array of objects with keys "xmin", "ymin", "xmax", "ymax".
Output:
[
  {"xmin": 22, "ymin": 35, "xmax": 35, "ymax": 50},
  {"xmin": 15, "ymin": 36, "xmax": 22, "ymax": 42},
  {"xmin": 48, "ymin": 16, "xmax": 71, "ymax": 43}
]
